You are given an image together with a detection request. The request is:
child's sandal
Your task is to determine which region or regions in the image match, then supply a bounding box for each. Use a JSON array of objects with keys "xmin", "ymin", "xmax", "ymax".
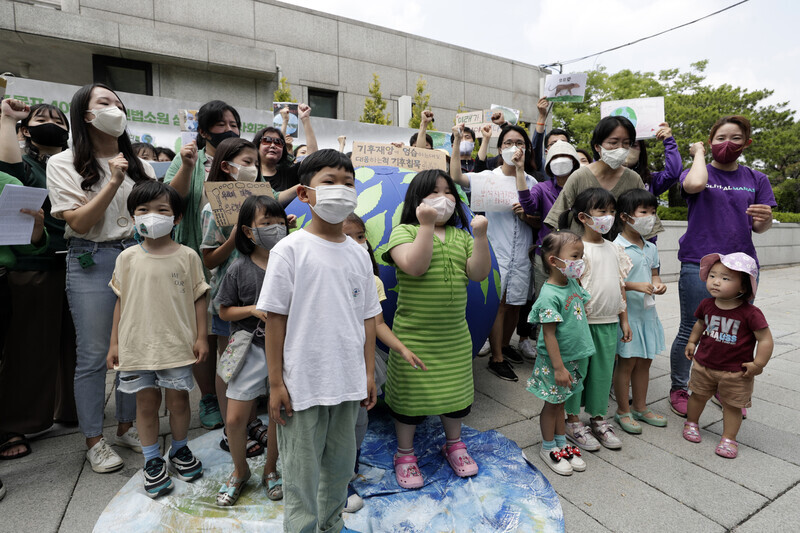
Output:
[
  {"xmin": 442, "ymin": 442, "xmax": 479, "ymax": 478},
  {"xmin": 715, "ymin": 438, "xmax": 739, "ymax": 459},
  {"xmin": 247, "ymin": 418, "xmax": 269, "ymax": 448},
  {"xmin": 263, "ymin": 471, "xmax": 283, "ymax": 501},
  {"xmin": 215, "ymin": 470, "xmax": 251, "ymax": 507},
  {"xmin": 393, "ymin": 454, "xmax": 424, "ymax": 489},
  {"xmin": 632, "ymin": 408, "xmax": 667, "ymax": 428},
  {"xmin": 682, "ymin": 422, "xmax": 702, "ymax": 443}
]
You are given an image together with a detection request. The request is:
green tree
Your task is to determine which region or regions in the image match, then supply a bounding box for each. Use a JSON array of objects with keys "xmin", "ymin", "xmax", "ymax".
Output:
[
  {"xmin": 273, "ymin": 77, "xmax": 296, "ymax": 103},
  {"xmin": 360, "ymin": 73, "xmax": 391, "ymax": 125},
  {"xmin": 408, "ymin": 76, "xmax": 436, "ymax": 130}
]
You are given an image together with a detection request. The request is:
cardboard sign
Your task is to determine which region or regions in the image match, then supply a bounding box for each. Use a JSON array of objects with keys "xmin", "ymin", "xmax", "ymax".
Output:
[
  {"xmin": 544, "ymin": 72, "xmax": 588, "ymax": 102},
  {"xmin": 203, "ymin": 181, "xmax": 274, "ymax": 227},
  {"xmin": 600, "ymin": 97, "xmax": 665, "ymax": 140},
  {"xmin": 351, "ymin": 142, "xmax": 446, "ymax": 171},
  {"xmin": 273, "ymin": 102, "xmax": 299, "ymax": 136},
  {"xmin": 469, "ymin": 173, "xmax": 519, "ymax": 212},
  {"xmin": 455, "ymin": 110, "xmax": 503, "ymax": 139}
]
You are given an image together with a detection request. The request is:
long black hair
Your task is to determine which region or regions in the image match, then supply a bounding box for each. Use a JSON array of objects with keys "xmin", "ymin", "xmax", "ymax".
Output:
[
  {"xmin": 207, "ymin": 138, "xmax": 261, "ymax": 183},
  {"xmin": 399, "ymin": 169, "xmax": 470, "ymax": 230},
  {"xmin": 590, "ymin": 116, "xmax": 636, "ymax": 160},
  {"xmin": 497, "ymin": 124, "xmax": 538, "ymax": 174},
  {"xmin": 21, "ymin": 103, "xmax": 69, "ymax": 153},
  {"xmin": 234, "ymin": 195, "xmax": 289, "ymax": 256},
  {"xmin": 69, "ymin": 83, "xmax": 150, "ymax": 190},
  {"xmin": 557, "ymin": 187, "xmax": 616, "ymax": 230}
]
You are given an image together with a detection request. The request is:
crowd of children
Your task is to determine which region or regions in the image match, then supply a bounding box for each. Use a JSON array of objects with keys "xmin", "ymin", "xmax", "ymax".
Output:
[{"xmin": 0, "ymin": 79, "xmax": 778, "ymax": 532}]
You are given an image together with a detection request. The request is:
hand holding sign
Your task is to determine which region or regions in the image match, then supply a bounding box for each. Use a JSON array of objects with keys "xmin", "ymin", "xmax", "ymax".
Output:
[
  {"xmin": 655, "ymin": 122, "xmax": 673, "ymax": 141},
  {"xmin": 452, "ymin": 123, "xmax": 463, "ymax": 141},
  {"xmin": 180, "ymin": 141, "xmax": 198, "ymax": 167}
]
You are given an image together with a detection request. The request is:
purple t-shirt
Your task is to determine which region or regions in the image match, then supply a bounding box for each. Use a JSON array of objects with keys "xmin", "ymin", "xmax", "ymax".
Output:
[
  {"xmin": 519, "ymin": 179, "xmax": 562, "ymax": 255},
  {"xmin": 649, "ymin": 136, "xmax": 683, "ymax": 196},
  {"xmin": 679, "ymin": 164, "xmax": 776, "ymax": 266}
]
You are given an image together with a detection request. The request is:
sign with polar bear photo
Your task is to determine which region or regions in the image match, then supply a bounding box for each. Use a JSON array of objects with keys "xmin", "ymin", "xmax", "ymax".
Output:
[
  {"xmin": 544, "ymin": 72, "xmax": 588, "ymax": 102},
  {"xmin": 600, "ymin": 97, "xmax": 665, "ymax": 140}
]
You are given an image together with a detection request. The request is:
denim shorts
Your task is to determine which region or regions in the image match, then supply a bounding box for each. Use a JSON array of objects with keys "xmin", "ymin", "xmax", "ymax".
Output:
[
  {"xmin": 118, "ymin": 365, "xmax": 195, "ymax": 394},
  {"xmin": 211, "ymin": 314, "xmax": 230, "ymax": 336}
]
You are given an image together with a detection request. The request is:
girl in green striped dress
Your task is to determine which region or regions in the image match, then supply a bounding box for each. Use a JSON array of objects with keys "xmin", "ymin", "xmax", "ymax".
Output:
[{"xmin": 383, "ymin": 169, "xmax": 492, "ymax": 489}]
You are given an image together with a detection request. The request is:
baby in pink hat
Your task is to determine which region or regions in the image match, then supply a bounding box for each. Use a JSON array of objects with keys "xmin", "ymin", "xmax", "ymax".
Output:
[{"xmin": 682, "ymin": 252, "xmax": 774, "ymax": 459}]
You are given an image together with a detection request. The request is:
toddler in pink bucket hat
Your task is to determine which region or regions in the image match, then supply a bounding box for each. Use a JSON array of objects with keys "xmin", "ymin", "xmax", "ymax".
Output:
[{"xmin": 699, "ymin": 252, "xmax": 758, "ymax": 299}]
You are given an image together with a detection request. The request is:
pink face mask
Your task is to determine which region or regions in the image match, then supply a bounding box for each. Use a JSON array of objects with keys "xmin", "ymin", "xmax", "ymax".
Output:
[
  {"xmin": 711, "ymin": 140, "xmax": 745, "ymax": 164},
  {"xmin": 555, "ymin": 258, "xmax": 585, "ymax": 279}
]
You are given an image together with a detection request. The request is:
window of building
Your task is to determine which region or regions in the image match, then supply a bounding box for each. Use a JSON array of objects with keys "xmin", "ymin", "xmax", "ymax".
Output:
[
  {"xmin": 308, "ymin": 89, "xmax": 337, "ymax": 119},
  {"xmin": 92, "ymin": 55, "xmax": 153, "ymax": 96}
]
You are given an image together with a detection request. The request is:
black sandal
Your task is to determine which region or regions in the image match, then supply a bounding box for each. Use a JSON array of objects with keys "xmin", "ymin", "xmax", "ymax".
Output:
[
  {"xmin": 247, "ymin": 418, "xmax": 269, "ymax": 448},
  {"xmin": 0, "ymin": 433, "xmax": 32, "ymax": 460},
  {"xmin": 219, "ymin": 429, "xmax": 264, "ymax": 458}
]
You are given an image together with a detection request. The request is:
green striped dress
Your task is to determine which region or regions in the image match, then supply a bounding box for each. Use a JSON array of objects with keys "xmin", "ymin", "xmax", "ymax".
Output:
[{"xmin": 383, "ymin": 224, "xmax": 474, "ymax": 416}]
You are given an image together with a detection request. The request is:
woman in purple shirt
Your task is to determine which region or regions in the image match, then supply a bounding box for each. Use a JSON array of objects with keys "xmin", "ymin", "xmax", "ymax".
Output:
[
  {"xmin": 668, "ymin": 115, "xmax": 776, "ymax": 418},
  {"xmin": 624, "ymin": 122, "xmax": 683, "ymax": 196}
]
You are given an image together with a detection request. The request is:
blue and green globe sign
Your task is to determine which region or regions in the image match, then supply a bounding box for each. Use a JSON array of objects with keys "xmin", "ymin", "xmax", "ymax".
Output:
[
  {"xmin": 286, "ymin": 166, "xmax": 501, "ymax": 356},
  {"xmin": 609, "ymin": 106, "xmax": 638, "ymax": 127}
]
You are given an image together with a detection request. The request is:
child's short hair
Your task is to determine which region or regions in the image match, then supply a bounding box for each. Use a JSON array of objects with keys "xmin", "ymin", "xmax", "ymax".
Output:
[
  {"xmin": 234, "ymin": 195, "xmax": 289, "ymax": 256},
  {"xmin": 345, "ymin": 213, "xmax": 379, "ymax": 275},
  {"xmin": 398, "ymin": 169, "xmax": 470, "ymax": 230},
  {"xmin": 535, "ymin": 230, "xmax": 582, "ymax": 275},
  {"xmin": 297, "ymin": 149, "xmax": 355, "ymax": 186},
  {"xmin": 127, "ymin": 180, "xmax": 183, "ymax": 218},
  {"xmin": 615, "ymin": 188, "xmax": 658, "ymax": 231},
  {"xmin": 558, "ymin": 187, "xmax": 616, "ymax": 230}
]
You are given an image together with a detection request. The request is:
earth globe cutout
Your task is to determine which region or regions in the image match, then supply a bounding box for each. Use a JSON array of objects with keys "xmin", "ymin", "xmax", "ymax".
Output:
[
  {"xmin": 285, "ymin": 165, "xmax": 501, "ymax": 356},
  {"xmin": 610, "ymin": 106, "xmax": 638, "ymax": 127}
]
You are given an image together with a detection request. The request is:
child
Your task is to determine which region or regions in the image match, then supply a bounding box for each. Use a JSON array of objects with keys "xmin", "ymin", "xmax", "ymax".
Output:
[
  {"xmin": 683, "ymin": 252, "xmax": 773, "ymax": 459},
  {"xmin": 341, "ymin": 213, "xmax": 424, "ymax": 511},
  {"xmin": 383, "ymin": 169, "xmax": 491, "ymax": 489},
  {"xmin": 215, "ymin": 195, "xmax": 288, "ymax": 506},
  {"xmin": 558, "ymin": 188, "xmax": 632, "ymax": 451},
  {"xmin": 526, "ymin": 231, "xmax": 593, "ymax": 476},
  {"xmin": 258, "ymin": 149, "xmax": 382, "ymax": 533},
  {"xmin": 106, "ymin": 181, "xmax": 209, "ymax": 498},
  {"xmin": 612, "ymin": 189, "xmax": 668, "ymax": 433}
]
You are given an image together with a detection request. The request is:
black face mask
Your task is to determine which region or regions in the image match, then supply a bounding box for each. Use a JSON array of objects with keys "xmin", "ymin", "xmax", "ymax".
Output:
[
  {"xmin": 207, "ymin": 130, "xmax": 239, "ymax": 147},
  {"xmin": 27, "ymin": 123, "xmax": 69, "ymax": 147}
]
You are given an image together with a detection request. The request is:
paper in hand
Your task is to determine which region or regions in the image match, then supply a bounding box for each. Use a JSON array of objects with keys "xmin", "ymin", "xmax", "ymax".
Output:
[{"xmin": 0, "ymin": 184, "xmax": 48, "ymax": 245}]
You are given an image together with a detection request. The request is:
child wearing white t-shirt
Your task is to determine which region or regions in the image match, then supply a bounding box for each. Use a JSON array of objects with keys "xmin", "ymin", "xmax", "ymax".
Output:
[{"xmin": 258, "ymin": 150, "xmax": 382, "ymax": 533}]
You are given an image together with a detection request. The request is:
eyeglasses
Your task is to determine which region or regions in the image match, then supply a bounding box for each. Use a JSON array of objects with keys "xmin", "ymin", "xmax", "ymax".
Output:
[
  {"xmin": 260, "ymin": 136, "xmax": 284, "ymax": 147},
  {"xmin": 601, "ymin": 139, "xmax": 632, "ymax": 149},
  {"xmin": 501, "ymin": 140, "xmax": 526, "ymax": 149}
]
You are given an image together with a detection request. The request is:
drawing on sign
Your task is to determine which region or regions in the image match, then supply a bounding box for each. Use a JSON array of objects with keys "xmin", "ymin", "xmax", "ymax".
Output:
[
  {"xmin": 203, "ymin": 181, "xmax": 274, "ymax": 227},
  {"xmin": 600, "ymin": 97, "xmax": 665, "ymax": 140},
  {"xmin": 351, "ymin": 142, "xmax": 446, "ymax": 171},
  {"xmin": 544, "ymin": 73, "xmax": 588, "ymax": 103}
]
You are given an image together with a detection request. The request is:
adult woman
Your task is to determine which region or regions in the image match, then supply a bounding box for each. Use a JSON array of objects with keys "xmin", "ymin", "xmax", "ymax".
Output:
[
  {"xmin": 545, "ymin": 116, "xmax": 663, "ymax": 240},
  {"xmin": 668, "ymin": 115, "xmax": 775, "ymax": 417},
  {"xmin": 47, "ymin": 83, "xmax": 156, "ymax": 473},
  {"xmin": 623, "ymin": 122, "xmax": 683, "ymax": 196},
  {"xmin": 0, "ymin": 99, "xmax": 76, "ymax": 459},
  {"xmin": 253, "ymin": 103, "xmax": 316, "ymax": 193}
]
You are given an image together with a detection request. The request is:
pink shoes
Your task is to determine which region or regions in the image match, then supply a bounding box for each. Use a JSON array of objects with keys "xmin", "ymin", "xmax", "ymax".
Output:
[
  {"xmin": 683, "ymin": 422, "xmax": 702, "ymax": 443},
  {"xmin": 715, "ymin": 438, "xmax": 739, "ymax": 459},
  {"xmin": 442, "ymin": 441, "xmax": 479, "ymax": 478},
  {"xmin": 393, "ymin": 454, "xmax": 424, "ymax": 489}
]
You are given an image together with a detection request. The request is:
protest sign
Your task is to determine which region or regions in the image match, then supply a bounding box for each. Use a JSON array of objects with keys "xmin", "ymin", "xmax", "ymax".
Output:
[
  {"xmin": 600, "ymin": 97, "xmax": 665, "ymax": 140},
  {"xmin": 544, "ymin": 72, "xmax": 588, "ymax": 102},
  {"xmin": 177, "ymin": 109, "xmax": 198, "ymax": 144},
  {"xmin": 469, "ymin": 173, "xmax": 519, "ymax": 212},
  {"xmin": 351, "ymin": 142, "xmax": 446, "ymax": 171},
  {"xmin": 428, "ymin": 131, "xmax": 452, "ymax": 152},
  {"xmin": 490, "ymin": 104, "xmax": 520, "ymax": 125},
  {"xmin": 273, "ymin": 102, "xmax": 299, "ymax": 136},
  {"xmin": 203, "ymin": 181, "xmax": 274, "ymax": 227},
  {"xmin": 0, "ymin": 184, "xmax": 48, "ymax": 245}
]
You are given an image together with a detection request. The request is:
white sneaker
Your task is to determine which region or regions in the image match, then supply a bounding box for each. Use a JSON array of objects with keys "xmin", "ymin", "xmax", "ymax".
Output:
[
  {"xmin": 87, "ymin": 437, "xmax": 124, "ymax": 473},
  {"xmin": 114, "ymin": 427, "xmax": 143, "ymax": 452},
  {"xmin": 519, "ymin": 339, "xmax": 537, "ymax": 362},
  {"xmin": 561, "ymin": 445, "xmax": 586, "ymax": 472},
  {"xmin": 539, "ymin": 445, "xmax": 573, "ymax": 476},
  {"xmin": 591, "ymin": 419, "xmax": 623, "ymax": 450},
  {"xmin": 478, "ymin": 340, "xmax": 491, "ymax": 356},
  {"xmin": 344, "ymin": 491, "xmax": 364, "ymax": 513}
]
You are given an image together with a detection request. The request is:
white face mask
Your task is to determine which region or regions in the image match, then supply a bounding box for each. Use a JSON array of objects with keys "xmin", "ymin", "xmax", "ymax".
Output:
[
  {"xmin": 501, "ymin": 146, "xmax": 522, "ymax": 166},
  {"xmin": 228, "ymin": 162, "xmax": 258, "ymax": 182},
  {"xmin": 249, "ymin": 223, "xmax": 286, "ymax": 250},
  {"xmin": 459, "ymin": 140, "xmax": 474, "ymax": 155},
  {"xmin": 549, "ymin": 158, "xmax": 574, "ymax": 177},
  {"xmin": 626, "ymin": 213, "xmax": 657, "ymax": 236},
  {"xmin": 18, "ymin": 140, "xmax": 27, "ymax": 150},
  {"xmin": 305, "ymin": 185, "xmax": 358, "ymax": 224},
  {"xmin": 359, "ymin": 241, "xmax": 369, "ymax": 250},
  {"xmin": 134, "ymin": 213, "xmax": 174, "ymax": 239},
  {"xmin": 600, "ymin": 147, "xmax": 630, "ymax": 169},
  {"xmin": 583, "ymin": 213, "xmax": 615, "ymax": 235},
  {"xmin": 422, "ymin": 196, "xmax": 456, "ymax": 223},
  {"xmin": 88, "ymin": 106, "xmax": 128, "ymax": 138}
]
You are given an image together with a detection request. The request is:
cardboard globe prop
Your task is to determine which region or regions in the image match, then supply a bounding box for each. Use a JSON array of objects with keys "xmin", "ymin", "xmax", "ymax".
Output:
[{"xmin": 286, "ymin": 166, "xmax": 501, "ymax": 356}]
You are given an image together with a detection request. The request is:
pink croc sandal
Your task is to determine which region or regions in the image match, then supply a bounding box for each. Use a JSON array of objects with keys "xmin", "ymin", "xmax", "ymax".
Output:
[
  {"xmin": 393, "ymin": 454, "xmax": 424, "ymax": 489},
  {"xmin": 442, "ymin": 442, "xmax": 479, "ymax": 478},
  {"xmin": 682, "ymin": 422, "xmax": 702, "ymax": 443},
  {"xmin": 715, "ymin": 438, "xmax": 739, "ymax": 459}
]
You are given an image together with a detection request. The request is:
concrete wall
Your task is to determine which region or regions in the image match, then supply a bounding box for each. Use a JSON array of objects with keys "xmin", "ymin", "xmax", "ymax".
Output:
[
  {"xmin": 656, "ymin": 221, "xmax": 800, "ymax": 281},
  {"xmin": 0, "ymin": 0, "xmax": 546, "ymax": 125}
]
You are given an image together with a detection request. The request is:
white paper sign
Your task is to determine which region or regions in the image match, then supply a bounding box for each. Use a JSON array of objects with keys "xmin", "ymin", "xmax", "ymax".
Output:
[
  {"xmin": 600, "ymin": 97, "xmax": 665, "ymax": 140},
  {"xmin": 0, "ymin": 184, "xmax": 48, "ymax": 245},
  {"xmin": 544, "ymin": 72, "xmax": 588, "ymax": 102},
  {"xmin": 469, "ymin": 174, "xmax": 519, "ymax": 212}
]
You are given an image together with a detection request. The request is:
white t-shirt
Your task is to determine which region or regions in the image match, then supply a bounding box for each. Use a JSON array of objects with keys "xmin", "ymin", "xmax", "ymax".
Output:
[
  {"xmin": 257, "ymin": 229, "xmax": 382, "ymax": 411},
  {"xmin": 580, "ymin": 239, "xmax": 632, "ymax": 324},
  {"xmin": 47, "ymin": 149, "xmax": 157, "ymax": 242}
]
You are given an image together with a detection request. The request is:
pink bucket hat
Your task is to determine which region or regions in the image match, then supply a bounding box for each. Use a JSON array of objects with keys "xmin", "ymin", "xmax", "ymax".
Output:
[{"xmin": 699, "ymin": 252, "xmax": 759, "ymax": 297}]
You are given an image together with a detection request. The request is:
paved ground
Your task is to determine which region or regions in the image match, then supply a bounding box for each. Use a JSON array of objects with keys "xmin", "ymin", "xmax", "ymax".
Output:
[{"xmin": 1, "ymin": 265, "xmax": 799, "ymax": 532}]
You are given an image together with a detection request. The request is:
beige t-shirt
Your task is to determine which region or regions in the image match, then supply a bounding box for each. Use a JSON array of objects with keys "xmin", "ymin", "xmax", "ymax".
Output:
[
  {"xmin": 580, "ymin": 239, "xmax": 633, "ymax": 324},
  {"xmin": 47, "ymin": 149, "xmax": 157, "ymax": 242},
  {"xmin": 110, "ymin": 245, "xmax": 210, "ymax": 371}
]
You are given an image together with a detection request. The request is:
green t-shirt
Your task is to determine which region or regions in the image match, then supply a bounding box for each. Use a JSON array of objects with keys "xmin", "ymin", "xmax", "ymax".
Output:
[{"xmin": 529, "ymin": 277, "xmax": 594, "ymax": 362}]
